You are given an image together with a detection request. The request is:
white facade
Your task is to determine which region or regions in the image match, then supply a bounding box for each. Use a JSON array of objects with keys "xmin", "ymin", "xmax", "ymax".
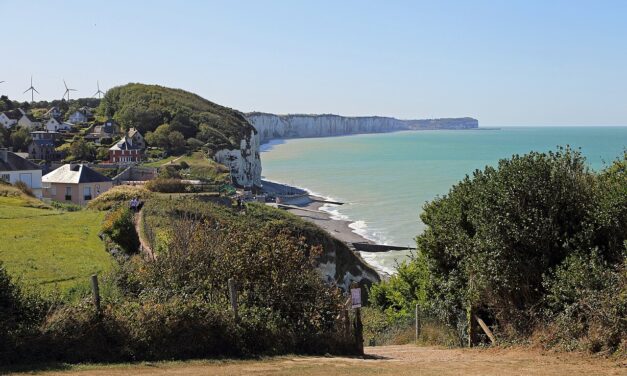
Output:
[
  {"xmin": 45, "ymin": 118, "xmax": 72, "ymax": 132},
  {"xmin": 18, "ymin": 115, "xmax": 41, "ymax": 130},
  {"xmin": 0, "ymin": 169, "xmax": 43, "ymax": 198},
  {"xmin": 0, "ymin": 113, "xmax": 17, "ymax": 128}
]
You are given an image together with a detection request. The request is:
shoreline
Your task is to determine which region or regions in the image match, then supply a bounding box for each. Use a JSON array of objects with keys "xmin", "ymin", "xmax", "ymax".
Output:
[{"xmin": 261, "ymin": 180, "xmax": 392, "ymax": 277}]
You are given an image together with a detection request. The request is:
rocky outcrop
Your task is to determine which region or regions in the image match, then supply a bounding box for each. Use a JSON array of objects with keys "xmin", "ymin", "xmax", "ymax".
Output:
[
  {"xmin": 213, "ymin": 129, "xmax": 262, "ymax": 188},
  {"xmin": 246, "ymin": 112, "xmax": 479, "ymax": 144}
]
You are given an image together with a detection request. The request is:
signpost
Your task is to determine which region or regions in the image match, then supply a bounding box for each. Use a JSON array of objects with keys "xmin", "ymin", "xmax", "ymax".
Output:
[{"xmin": 351, "ymin": 287, "xmax": 362, "ymax": 308}]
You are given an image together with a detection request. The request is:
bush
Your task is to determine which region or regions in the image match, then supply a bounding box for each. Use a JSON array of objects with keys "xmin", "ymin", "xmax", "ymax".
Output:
[
  {"xmin": 539, "ymin": 251, "xmax": 626, "ymax": 353},
  {"xmin": 101, "ymin": 206, "xmax": 139, "ymax": 254},
  {"xmin": 369, "ymin": 148, "xmax": 627, "ymax": 350},
  {"xmin": 13, "ymin": 181, "xmax": 34, "ymax": 197},
  {"xmin": 87, "ymin": 185, "xmax": 154, "ymax": 211},
  {"xmin": 144, "ymin": 178, "xmax": 187, "ymax": 193}
]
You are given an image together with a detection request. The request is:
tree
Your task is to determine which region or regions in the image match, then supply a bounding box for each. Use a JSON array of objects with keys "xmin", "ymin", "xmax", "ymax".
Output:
[
  {"xmin": 69, "ymin": 139, "xmax": 96, "ymax": 161},
  {"xmin": 168, "ymin": 131, "xmax": 186, "ymax": 154},
  {"xmin": 145, "ymin": 124, "xmax": 171, "ymax": 149},
  {"xmin": 10, "ymin": 128, "xmax": 31, "ymax": 152}
]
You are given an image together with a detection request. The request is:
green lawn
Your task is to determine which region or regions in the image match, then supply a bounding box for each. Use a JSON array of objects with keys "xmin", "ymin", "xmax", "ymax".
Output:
[
  {"xmin": 141, "ymin": 155, "xmax": 180, "ymax": 167},
  {"xmin": 0, "ymin": 198, "xmax": 113, "ymax": 296}
]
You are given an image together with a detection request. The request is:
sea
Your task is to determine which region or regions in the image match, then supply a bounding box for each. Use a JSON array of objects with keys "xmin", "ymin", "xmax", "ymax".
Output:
[{"xmin": 260, "ymin": 126, "xmax": 627, "ymax": 275}]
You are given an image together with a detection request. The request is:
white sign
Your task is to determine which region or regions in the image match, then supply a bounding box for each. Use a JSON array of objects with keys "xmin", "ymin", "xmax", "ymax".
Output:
[{"xmin": 351, "ymin": 288, "xmax": 362, "ymax": 308}]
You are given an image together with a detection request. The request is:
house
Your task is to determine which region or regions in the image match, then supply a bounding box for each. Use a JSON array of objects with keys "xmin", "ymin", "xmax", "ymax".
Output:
[
  {"xmin": 127, "ymin": 128, "xmax": 146, "ymax": 150},
  {"xmin": 0, "ymin": 110, "xmax": 21, "ymax": 128},
  {"xmin": 42, "ymin": 164, "xmax": 112, "ymax": 205},
  {"xmin": 0, "ymin": 149, "xmax": 43, "ymax": 198},
  {"xmin": 28, "ymin": 131, "xmax": 62, "ymax": 161},
  {"xmin": 85, "ymin": 119, "xmax": 120, "ymax": 145},
  {"xmin": 44, "ymin": 117, "xmax": 73, "ymax": 132},
  {"xmin": 109, "ymin": 136, "xmax": 143, "ymax": 164},
  {"xmin": 68, "ymin": 107, "xmax": 92, "ymax": 124},
  {"xmin": 44, "ymin": 106, "xmax": 63, "ymax": 119},
  {"xmin": 18, "ymin": 113, "xmax": 41, "ymax": 130}
]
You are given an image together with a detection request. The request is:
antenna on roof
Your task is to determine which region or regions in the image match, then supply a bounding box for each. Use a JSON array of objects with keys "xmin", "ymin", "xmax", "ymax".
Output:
[
  {"xmin": 23, "ymin": 75, "xmax": 39, "ymax": 103},
  {"xmin": 93, "ymin": 81, "xmax": 105, "ymax": 99},
  {"xmin": 63, "ymin": 79, "xmax": 77, "ymax": 101}
]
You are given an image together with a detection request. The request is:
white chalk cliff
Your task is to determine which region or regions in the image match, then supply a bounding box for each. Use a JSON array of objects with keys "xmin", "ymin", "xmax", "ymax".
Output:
[
  {"xmin": 246, "ymin": 112, "xmax": 479, "ymax": 144},
  {"xmin": 213, "ymin": 129, "xmax": 262, "ymax": 188}
]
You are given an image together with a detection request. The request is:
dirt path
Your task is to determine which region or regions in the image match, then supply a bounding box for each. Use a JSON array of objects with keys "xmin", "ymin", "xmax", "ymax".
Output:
[
  {"xmin": 134, "ymin": 209, "xmax": 155, "ymax": 260},
  {"xmin": 17, "ymin": 345, "xmax": 624, "ymax": 375}
]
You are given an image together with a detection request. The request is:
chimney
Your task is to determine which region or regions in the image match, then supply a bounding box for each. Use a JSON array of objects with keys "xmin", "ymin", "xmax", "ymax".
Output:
[{"xmin": 0, "ymin": 148, "xmax": 8, "ymax": 163}]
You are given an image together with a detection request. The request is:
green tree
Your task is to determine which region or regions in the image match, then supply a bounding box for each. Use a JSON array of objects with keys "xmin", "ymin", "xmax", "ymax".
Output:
[
  {"xmin": 10, "ymin": 128, "xmax": 31, "ymax": 151},
  {"xmin": 168, "ymin": 131, "xmax": 186, "ymax": 154},
  {"xmin": 145, "ymin": 123, "xmax": 171, "ymax": 149},
  {"xmin": 69, "ymin": 139, "xmax": 97, "ymax": 161}
]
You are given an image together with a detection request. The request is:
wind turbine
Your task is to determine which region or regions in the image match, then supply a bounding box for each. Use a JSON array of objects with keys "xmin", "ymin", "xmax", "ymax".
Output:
[
  {"xmin": 93, "ymin": 81, "xmax": 105, "ymax": 99},
  {"xmin": 23, "ymin": 76, "xmax": 39, "ymax": 103},
  {"xmin": 63, "ymin": 79, "xmax": 77, "ymax": 101}
]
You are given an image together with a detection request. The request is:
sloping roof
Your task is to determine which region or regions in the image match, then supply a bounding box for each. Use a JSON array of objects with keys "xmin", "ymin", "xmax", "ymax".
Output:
[
  {"xmin": 22, "ymin": 114, "xmax": 38, "ymax": 122},
  {"xmin": 45, "ymin": 107, "xmax": 61, "ymax": 116},
  {"xmin": 0, "ymin": 150, "xmax": 42, "ymax": 172},
  {"xmin": 109, "ymin": 136, "xmax": 140, "ymax": 151},
  {"xmin": 2, "ymin": 109, "xmax": 22, "ymax": 120},
  {"xmin": 43, "ymin": 164, "xmax": 112, "ymax": 184},
  {"xmin": 127, "ymin": 128, "xmax": 142, "ymax": 138}
]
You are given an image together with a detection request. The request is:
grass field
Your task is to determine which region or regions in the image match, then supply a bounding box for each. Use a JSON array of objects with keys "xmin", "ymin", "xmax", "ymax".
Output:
[{"xmin": 0, "ymin": 196, "xmax": 113, "ymax": 296}]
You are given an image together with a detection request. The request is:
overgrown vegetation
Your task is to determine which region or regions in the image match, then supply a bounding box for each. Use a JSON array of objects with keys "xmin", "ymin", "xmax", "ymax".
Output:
[
  {"xmin": 98, "ymin": 83, "xmax": 255, "ymax": 154},
  {"xmin": 369, "ymin": 148, "xmax": 626, "ymax": 354}
]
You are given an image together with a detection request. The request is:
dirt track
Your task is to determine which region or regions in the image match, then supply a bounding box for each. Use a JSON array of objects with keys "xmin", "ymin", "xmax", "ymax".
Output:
[{"xmin": 19, "ymin": 345, "xmax": 625, "ymax": 376}]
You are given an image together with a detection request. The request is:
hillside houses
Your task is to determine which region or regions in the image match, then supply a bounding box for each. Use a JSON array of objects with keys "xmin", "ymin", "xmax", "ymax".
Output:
[
  {"xmin": 0, "ymin": 109, "xmax": 22, "ymax": 128},
  {"xmin": 42, "ymin": 163, "xmax": 112, "ymax": 205},
  {"xmin": 44, "ymin": 117, "xmax": 73, "ymax": 132},
  {"xmin": 68, "ymin": 107, "xmax": 92, "ymax": 124},
  {"xmin": 85, "ymin": 119, "xmax": 120, "ymax": 144},
  {"xmin": 18, "ymin": 112, "xmax": 41, "ymax": 129},
  {"xmin": 28, "ymin": 131, "xmax": 63, "ymax": 161},
  {"xmin": 0, "ymin": 149, "xmax": 43, "ymax": 198}
]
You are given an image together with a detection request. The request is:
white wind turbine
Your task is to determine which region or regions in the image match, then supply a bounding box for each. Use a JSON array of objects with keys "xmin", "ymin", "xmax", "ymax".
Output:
[
  {"xmin": 23, "ymin": 76, "xmax": 39, "ymax": 103},
  {"xmin": 63, "ymin": 79, "xmax": 77, "ymax": 101},
  {"xmin": 93, "ymin": 81, "xmax": 105, "ymax": 99}
]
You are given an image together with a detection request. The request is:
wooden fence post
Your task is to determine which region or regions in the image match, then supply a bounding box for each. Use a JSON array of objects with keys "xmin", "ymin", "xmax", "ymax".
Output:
[
  {"xmin": 354, "ymin": 307, "xmax": 364, "ymax": 355},
  {"xmin": 415, "ymin": 303, "xmax": 420, "ymax": 343},
  {"xmin": 474, "ymin": 315, "xmax": 496, "ymax": 345},
  {"xmin": 228, "ymin": 278, "xmax": 239, "ymax": 321},
  {"xmin": 91, "ymin": 274, "xmax": 100, "ymax": 312}
]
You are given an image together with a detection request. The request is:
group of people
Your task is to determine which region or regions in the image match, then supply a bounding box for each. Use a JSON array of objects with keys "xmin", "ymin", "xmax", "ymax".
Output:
[{"xmin": 129, "ymin": 197, "xmax": 142, "ymax": 212}]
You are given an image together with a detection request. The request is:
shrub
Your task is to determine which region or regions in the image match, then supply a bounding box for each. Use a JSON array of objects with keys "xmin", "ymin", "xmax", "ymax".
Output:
[
  {"xmin": 539, "ymin": 251, "xmax": 626, "ymax": 353},
  {"xmin": 101, "ymin": 206, "xmax": 139, "ymax": 254},
  {"xmin": 87, "ymin": 185, "xmax": 154, "ymax": 211},
  {"xmin": 157, "ymin": 165, "xmax": 182, "ymax": 179},
  {"xmin": 13, "ymin": 181, "xmax": 34, "ymax": 197},
  {"xmin": 369, "ymin": 148, "xmax": 626, "ymax": 350},
  {"xmin": 144, "ymin": 178, "xmax": 187, "ymax": 193}
]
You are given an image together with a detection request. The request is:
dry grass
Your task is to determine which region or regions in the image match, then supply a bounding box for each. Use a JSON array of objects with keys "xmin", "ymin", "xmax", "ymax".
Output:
[{"xmin": 10, "ymin": 345, "xmax": 624, "ymax": 376}]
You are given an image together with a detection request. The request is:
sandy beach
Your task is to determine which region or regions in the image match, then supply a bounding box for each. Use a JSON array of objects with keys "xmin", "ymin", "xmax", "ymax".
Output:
[{"xmin": 261, "ymin": 180, "xmax": 375, "ymax": 246}]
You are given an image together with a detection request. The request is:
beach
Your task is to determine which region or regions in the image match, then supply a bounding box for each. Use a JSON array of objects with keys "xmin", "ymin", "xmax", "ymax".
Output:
[{"xmin": 261, "ymin": 180, "xmax": 375, "ymax": 246}]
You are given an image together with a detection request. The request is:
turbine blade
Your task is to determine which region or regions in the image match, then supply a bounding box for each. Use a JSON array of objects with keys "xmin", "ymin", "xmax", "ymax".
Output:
[
  {"xmin": 33, "ymin": 88, "xmax": 40, "ymax": 94},
  {"xmin": 23, "ymin": 88, "xmax": 30, "ymax": 94}
]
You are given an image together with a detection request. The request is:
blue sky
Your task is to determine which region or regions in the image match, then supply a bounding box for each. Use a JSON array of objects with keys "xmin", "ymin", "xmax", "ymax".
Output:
[{"xmin": 1, "ymin": 0, "xmax": 626, "ymax": 125}]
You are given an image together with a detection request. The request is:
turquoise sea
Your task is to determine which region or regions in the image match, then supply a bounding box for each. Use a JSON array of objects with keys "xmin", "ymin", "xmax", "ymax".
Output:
[{"xmin": 260, "ymin": 127, "xmax": 627, "ymax": 274}]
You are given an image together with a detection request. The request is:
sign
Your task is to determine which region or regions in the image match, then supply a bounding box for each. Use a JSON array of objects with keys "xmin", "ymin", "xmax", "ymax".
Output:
[{"xmin": 351, "ymin": 288, "xmax": 362, "ymax": 308}]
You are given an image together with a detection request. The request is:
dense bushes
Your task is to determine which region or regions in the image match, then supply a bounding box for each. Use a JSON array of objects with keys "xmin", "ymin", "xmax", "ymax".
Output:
[
  {"xmin": 370, "ymin": 148, "xmax": 626, "ymax": 353},
  {"xmin": 101, "ymin": 206, "xmax": 139, "ymax": 253},
  {"xmin": 144, "ymin": 178, "xmax": 188, "ymax": 193}
]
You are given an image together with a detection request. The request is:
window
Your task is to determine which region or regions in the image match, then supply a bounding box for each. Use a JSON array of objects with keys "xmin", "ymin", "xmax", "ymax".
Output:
[
  {"xmin": 65, "ymin": 186, "xmax": 72, "ymax": 201},
  {"xmin": 83, "ymin": 186, "xmax": 92, "ymax": 201},
  {"xmin": 0, "ymin": 174, "xmax": 9, "ymax": 182}
]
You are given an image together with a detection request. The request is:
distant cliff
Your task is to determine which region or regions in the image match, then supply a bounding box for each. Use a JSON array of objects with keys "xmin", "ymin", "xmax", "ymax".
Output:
[{"xmin": 246, "ymin": 112, "xmax": 479, "ymax": 144}]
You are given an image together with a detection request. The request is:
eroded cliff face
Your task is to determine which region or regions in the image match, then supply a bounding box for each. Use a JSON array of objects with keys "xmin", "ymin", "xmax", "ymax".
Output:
[
  {"xmin": 246, "ymin": 112, "xmax": 479, "ymax": 144},
  {"xmin": 213, "ymin": 129, "xmax": 262, "ymax": 188}
]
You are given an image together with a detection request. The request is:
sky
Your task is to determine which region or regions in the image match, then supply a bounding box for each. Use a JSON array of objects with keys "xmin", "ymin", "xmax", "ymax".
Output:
[{"xmin": 1, "ymin": 0, "xmax": 627, "ymax": 126}]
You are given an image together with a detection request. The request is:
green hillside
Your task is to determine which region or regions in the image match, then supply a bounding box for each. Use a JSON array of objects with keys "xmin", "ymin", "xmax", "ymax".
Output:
[
  {"xmin": 99, "ymin": 83, "xmax": 255, "ymax": 153},
  {"xmin": 0, "ymin": 185, "xmax": 113, "ymax": 296}
]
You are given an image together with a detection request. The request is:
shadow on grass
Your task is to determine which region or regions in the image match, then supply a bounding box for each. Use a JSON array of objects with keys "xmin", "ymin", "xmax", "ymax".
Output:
[{"xmin": 0, "ymin": 362, "xmax": 73, "ymax": 375}]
